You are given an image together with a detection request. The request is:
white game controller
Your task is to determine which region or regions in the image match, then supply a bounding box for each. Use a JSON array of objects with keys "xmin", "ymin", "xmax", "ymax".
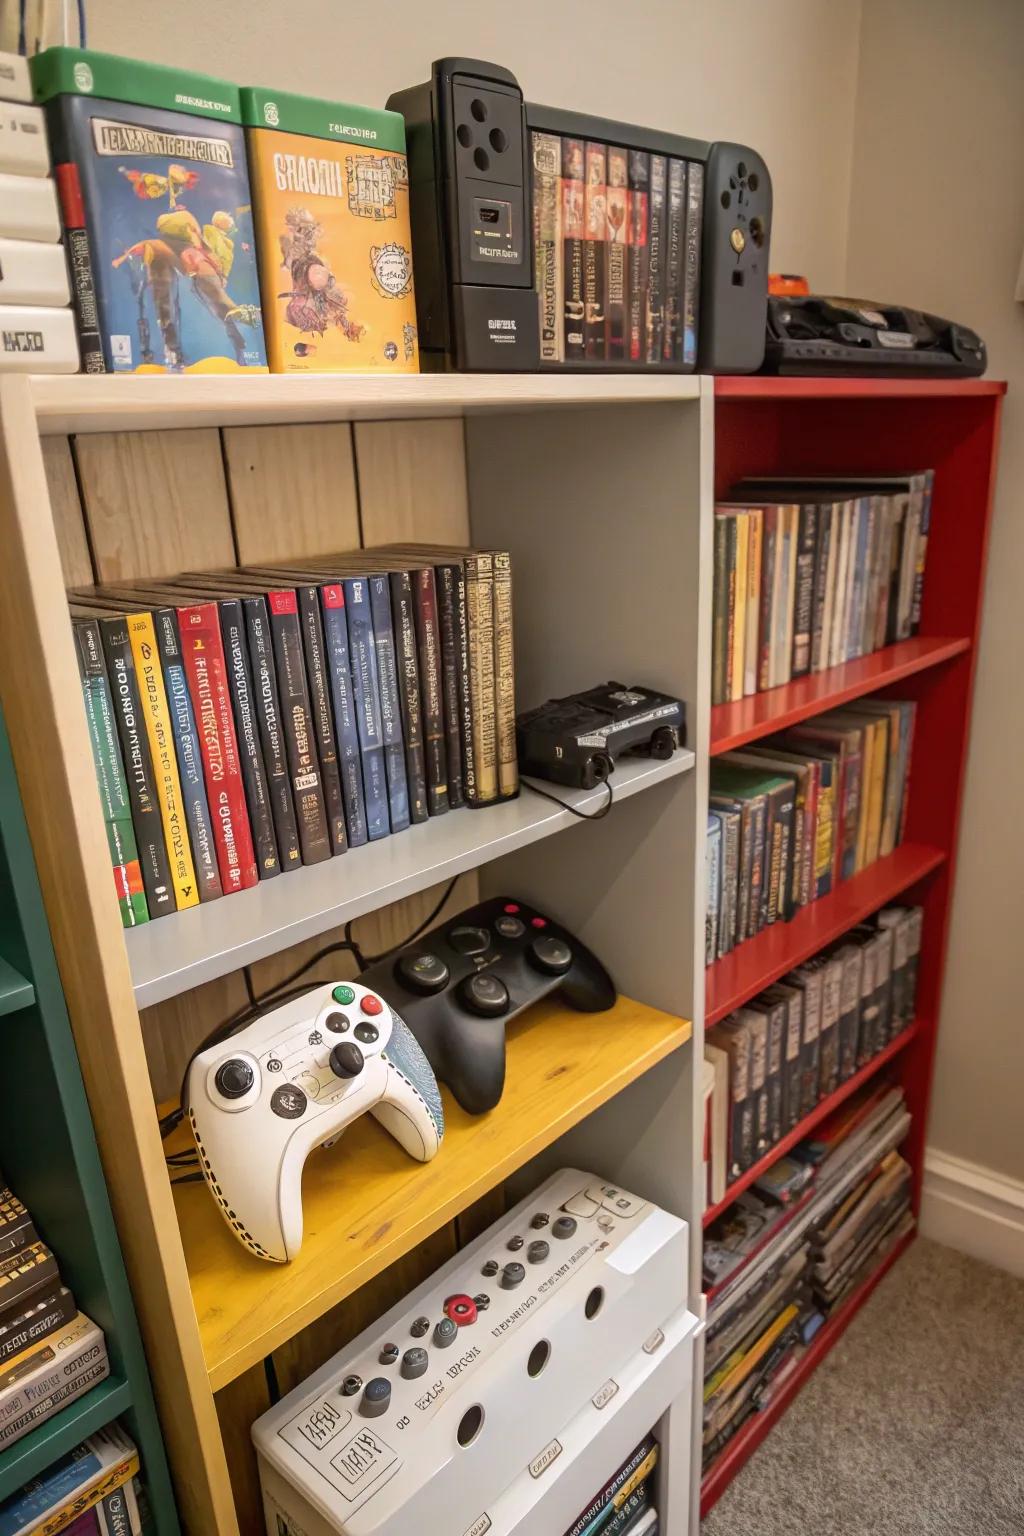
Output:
[{"xmin": 185, "ymin": 981, "xmax": 445, "ymax": 1263}]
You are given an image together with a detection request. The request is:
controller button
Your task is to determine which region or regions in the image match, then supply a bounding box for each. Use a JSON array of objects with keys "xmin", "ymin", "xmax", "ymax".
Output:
[
  {"xmin": 397, "ymin": 952, "xmax": 450, "ymax": 994},
  {"xmin": 354, "ymin": 1022, "xmax": 379, "ymax": 1044},
  {"xmin": 325, "ymin": 1011, "xmax": 350, "ymax": 1034},
  {"xmin": 214, "ymin": 1059, "xmax": 254, "ymax": 1100},
  {"xmin": 329, "ymin": 1042, "xmax": 364, "ymax": 1079},
  {"xmin": 341, "ymin": 1374, "xmax": 362, "ymax": 1397},
  {"xmin": 506, "ymin": 1235, "xmax": 524, "ymax": 1252},
  {"xmin": 530, "ymin": 935, "xmax": 573, "ymax": 975},
  {"xmin": 473, "ymin": 1292, "xmax": 491, "ymax": 1310},
  {"xmin": 444, "ymin": 1293, "xmax": 478, "ymax": 1326},
  {"xmin": 401, "ymin": 1347, "xmax": 429, "ymax": 1380},
  {"xmin": 503, "ymin": 902, "xmax": 521, "ymax": 914},
  {"xmin": 528, "ymin": 1240, "xmax": 550, "ymax": 1264},
  {"xmin": 495, "ymin": 915, "xmax": 525, "ymax": 939},
  {"xmin": 481, "ymin": 1260, "xmax": 499, "ymax": 1278},
  {"xmin": 333, "ymin": 984, "xmax": 356, "ymax": 1006},
  {"xmin": 433, "ymin": 1316, "xmax": 458, "ymax": 1348},
  {"xmin": 530, "ymin": 1212, "xmax": 550, "ymax": 1229},
  {"xmin": 458, "ymin": 972, "xmax": 510, "ymax": 1018},
  {"xmin": 379, "ymin": 1343, "xmax": 400, "ymax": 1365},
  {"xmin": 552, "ymin": 1216, "xmax": 577, "ymax": 1240},
  {"xmin": 360, "ymin": 1378, "xmax": 391, "ymax": 1417},
  {"xmin": 269, "ymin": 1084, "xmax": 307, "ymax": 1119},
  {"xmin": 530, "ymin": 916, "xmax": 548, "ymax": 929},
  {"xmin": 500, "ymin": 1262, "xmax": 526, "ymax": 1289},
  {"xmin": 449, "ymin": 925, "xmax": 492, "ymax": 956},
  {"xmin": 361, "ymin": 995, "xmax": 383, "ymax": 1017},
  {"xmin": 410, "ymin": 1316, "xmax": 430, "ymax": 1338}
]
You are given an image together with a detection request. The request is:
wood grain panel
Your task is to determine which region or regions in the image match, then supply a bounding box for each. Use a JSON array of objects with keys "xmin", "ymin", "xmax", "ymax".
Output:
[
  {"xmin": 215, "ymin": 1364, "xmax": 271, "ymax": 1536},
  {"xmin": 223, "ymin": 423, "xmax": 360, "ymax": 565},
  {"xmin": 354, "ymin": 419, "xmax": 469, "ymax": 548},
  {"xmin": 43, "ymin": 437, "xmax": 94, "ymax": 587},
  {"xmin": 73, "ymin": 428, "xmax": 236, "ymax": 580},
  {"xmin": 141, "ymin": 971, "xmax": 250, "ymax": 1105}
]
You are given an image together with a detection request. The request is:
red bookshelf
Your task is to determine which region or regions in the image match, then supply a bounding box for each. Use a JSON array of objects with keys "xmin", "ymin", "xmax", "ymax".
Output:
[{"xmin": 703, "ymin": 375, "xmax": 1005, "ymax": 1504}]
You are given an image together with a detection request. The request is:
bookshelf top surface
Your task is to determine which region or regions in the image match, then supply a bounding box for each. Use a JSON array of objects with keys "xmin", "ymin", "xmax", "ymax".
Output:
[{"xmin": 27, "ymin": 371, "xmax": 706, "ymax": 434}]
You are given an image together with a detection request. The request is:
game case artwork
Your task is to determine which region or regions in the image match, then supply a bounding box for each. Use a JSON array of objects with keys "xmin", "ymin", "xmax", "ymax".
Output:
[{"xmin": 32, "ymin": 48, "xmax": 268, "ymax": 374}]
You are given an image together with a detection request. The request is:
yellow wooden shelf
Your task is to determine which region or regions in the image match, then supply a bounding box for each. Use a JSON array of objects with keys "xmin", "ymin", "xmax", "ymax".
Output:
[{"xmin": 170, "ymin": 993, "xmax": 690, "ymax": 1391}]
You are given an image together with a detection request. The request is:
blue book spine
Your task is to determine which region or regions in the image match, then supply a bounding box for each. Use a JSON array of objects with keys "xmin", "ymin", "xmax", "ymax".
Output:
[
  {"xmin": 343, "ymin": 577, "xmax": 390, "ymax": 841},
  {"xmin": 319, "ymin": 584, "xmax": 368, "ymax": 847},
  {"xmin": 0, "ymin": 1447, "xmax": 103, "ymax": 1536},
  {"xmin": 154, "ymin": 609, "xmax": 223, "ymax": 902},
  {"xmin": 367, "ymin": 574, "xmax": 410, "ymax": 832}
]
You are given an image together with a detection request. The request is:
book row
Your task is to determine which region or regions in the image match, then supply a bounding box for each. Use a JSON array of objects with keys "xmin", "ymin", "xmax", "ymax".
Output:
[
  {"xmin": 703, "ymin": 905, "xmax": 922, "ymax": 1202},
  {"xmin": 562, "ymin": 1432, "xmax": 659, "ymax": 1536},
  {"xmin": 712, "ymin": 473, "xmax": 934, "ymax": 705},
  {"xmin": 701, "ymin": 1084, "xmax": 914, "ymax": 1470},
  {"xmin": 531, "ymin": 133, "xmax": 702, "ymax": 368},
  {"xmin": 69, "ymin": 546, "xmax": 517, "ymax": 928},
  {"xmin": 0, "ymin": 1423, "xmax": 147, "ymax": 1535},
  {"xmin": 706, "ymin": 698, "xmax": 916, "ymax": 962}
]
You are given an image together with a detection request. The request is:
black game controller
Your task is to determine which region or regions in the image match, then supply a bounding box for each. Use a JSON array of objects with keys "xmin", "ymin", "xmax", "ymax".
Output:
[{"xmin": 357, "ymin": 898, "xmax": 616, "ymax": 1114}]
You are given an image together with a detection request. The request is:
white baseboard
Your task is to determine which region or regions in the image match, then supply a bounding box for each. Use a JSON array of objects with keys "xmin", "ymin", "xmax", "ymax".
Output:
[{"xmin": 920, "ymin": 1149, "xmax": 1024, "ymax": 1278}]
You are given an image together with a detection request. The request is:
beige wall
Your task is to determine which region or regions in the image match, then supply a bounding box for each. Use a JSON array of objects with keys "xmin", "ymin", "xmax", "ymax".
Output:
[{"xmin": 846, "ymin": 0, "xmax": 1024, "ymax": 1183}]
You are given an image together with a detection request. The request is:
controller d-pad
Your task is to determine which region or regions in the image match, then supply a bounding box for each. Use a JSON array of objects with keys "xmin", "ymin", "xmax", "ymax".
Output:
[
  {"xmin": 530, "ymin": 935, "xmax": 572, "ymax": 975},
  {"xmin": 449, "ymin": 925, "xmax": 491, "ymax": 957},
  {"xmin": 397, "ymin": 952, "xmax": 450, "ymax": 994},
  {"xmin": 458, "ymin": 972, "xmax": 510, "ymax": 1017},
  {"xmin": 325, "ymin": 1011, "xmax": 350, "ymax": 1034},
  {"xmin": 495, "ymin": 915, "xmax": 525, "ymax": 939},
  {"xmin": 270, "ymin": 1084, "xmax": 307, "ymax": 1119},
  {"xmin": 215, "ymin": 1059, "xmax": 254, "ymax": 1100},
  {"xmin": 354, "ymin": 1022, "xmax": 379, "ymax": 1044}
]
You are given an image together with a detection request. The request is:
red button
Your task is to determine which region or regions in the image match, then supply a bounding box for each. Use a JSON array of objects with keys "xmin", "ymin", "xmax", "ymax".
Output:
[
  {"xmin": 531, "ymin": 917, "xmax": 547, "ymax": 929},
  {"xmin": 444, "ymin": 1293, "xmax": 478, "ymax": 1326},
  {"xmin": 361, "ymin": 994, "xmax": 383, "ymax": 1016},
  {"xmin": 503, "ymin": 903, "xmax": 520, "ymax": 914}
]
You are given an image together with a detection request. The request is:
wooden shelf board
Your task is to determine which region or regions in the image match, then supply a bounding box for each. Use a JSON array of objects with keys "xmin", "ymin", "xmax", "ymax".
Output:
[
  {"xmin": 169, "ymin": 993, "xmax": 691, "ymax": 1391},
  {"xmin": 29, "ymin": 371, "xmax": 704, "ymax": 435},
  {"xmin": 0, "ymin": 955, "xmax": 34, "ymax": 1016},
  {"xmin": 714, "ymin": 377, "xmax": 1007, "ymax": 400},
  {"xmin": 0, "ymin": 1376, "xmax": 133, "ymax": 1504},
  {"xmin": 126, "ymin": 750, "xmax": 693, "ymax": 1008},
  {"xmin": 710, "ymin": 637, "xmax": 970, "ymax": 754},
  {"xmin": 703, "ymin": 1020, "xmax": 922, "ymax": 1226},
  {"xmin": 706, "ymin": 843, "xmax": 945, "ymax": 1027},
  {"xmin": 700, "ymin": 1227, "xmax": 916, "ymax": 1514}
]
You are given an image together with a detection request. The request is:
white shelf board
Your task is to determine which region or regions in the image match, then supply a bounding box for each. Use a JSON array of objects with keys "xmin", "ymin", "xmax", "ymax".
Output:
[
  {"xmin": 30, "ymin": 371, "xmax": 704, "ymax": 435},
  {"xmin": 126, "ymin": 748, "xmax": 694, "ymax": 1007}
]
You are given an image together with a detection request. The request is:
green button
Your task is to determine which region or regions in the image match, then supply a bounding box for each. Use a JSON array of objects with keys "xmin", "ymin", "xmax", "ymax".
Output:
[{"xmin": 333, "ymin": 984, "xmax": 356, "ymax": 1006}]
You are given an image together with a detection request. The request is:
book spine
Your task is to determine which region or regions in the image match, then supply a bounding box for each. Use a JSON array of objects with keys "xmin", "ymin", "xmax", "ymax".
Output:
[
  {"xmin": 411, "ymin": 567, "xmax": 449, "ymax": 815},
  {"xmin": 744, "ymin": 508, "xmax": 762, "ymax": 697},
  {"xmin": 237, "ymin": 598, "xmax": 302, "ymax": 869},
  {"xmin": 762, "ymin": 786, "xmax": 782, "ymax": 927},
  {"xmin": 800, "ymin": 968, "xmax": 824, "ymax": 1111},
  {"xmin": 817, "ymin": 959, "xmax": 840, "ymax": 1097},
  {"xmin": 879, "ymin": 910, "xmax": 909, "ymax": 1031},
  {"xmin": 583, "ymin": 142, "xmax": 607, "ymax": 360},
  {"xmin": 605, "ymin": 146, "xmax": 629, "ymax": 361},
  {"xmin": 836, "ymin": 949, "xmax": 862, "ymax": 1080},
  {"xmin": 856, "ymin": 937, "xmax": 878, "ymax": 1066},
  {"xmin": 718, "ymin": 811, "xmax": 738, "ymax": 956},
  {"xmin": 263, "ymin": 592, "xmax": 332, "ymax": 864},
  {"xmin": 791, "ymin": 503, "xmax": 817, "ymax": 678},
  {"xmin": 367, "ymin": 575, "xmax": 410, "ymax": 833},
  {"xmin": 885, "ymin": 495, "xmax": 906, "ymax": 643},
  {"xmin": 435, "ymin": 563, "xmax": 464, "ymax": 809},
  {"xmin": 73, "ymin": 620, "xmax": 148, "ymax": 927},
  {"xmin": 723, "ymin": 514, "xmax": 737, "ymax": 703},
  {"xmin": 0, "ymin": 1287, "xmax": 77, "ymax": 1369},
  {"xmin": 778, "ymin": 505, "xmax": 797, "ymax": 685},
  {"xmin": 716, "ymin": 1026, "xmax": 750, "ymax": 1180},
  {"xmin": 492, "ymin": 551, "xmax": 518, "ymax": 800},
  {"xmin": 757, "ymin": 507, "xmax": 777, "ymax": 691},
  {"xmin": 388, "ymin": 571, "xmax": 429, "ymax": 824},
  {"xmin": 645, "ymin": 155, "xmax": 667, "ymax": 363},
  {"xmin": 905, "ymin": 907, "xmax": 923, "ymax": 1015},
  {"xmin": 50, "ymin": 148, "xmax": 105, "ymax": 372},
  {"xmin": 809, "ymin": 504, "xmax": 831, "ymax": 674},
  {"xmin": 316, "ymin": 585, "xmax": 368, "ymax": 847},
  {"xmin": 0, "ymin": 1359, "xmax": 110, "ymax": 1450},
  {"xmin": 98, "ymin": 616, "xmax": 176, "ymax": 918},
  {"xmin": 765, "ymin": 1002, "xmax": 784, "ymax": 1145},
  {"xmin": 911, "ymin": 472, "xmax": 933, "ymax": 631},
  {"xmin": 532, "ymin": 131, "xmax": 564, "ymax": 364},
  {"xmin": 562, "ymin": 137, "xmax": 586, "ymax": 361},
  {"xmin": 705, "ymin": 818, "xmax": 721, "ymax": 966},
  {"xmin": 663, "ymin": 158, "xmax": 685, "ymax": 362},
  {"xmin": 712, "ymin": 513, "xmax": 730, "ymax": 706},
  {"xmin": 218, "ymin": 601, "xmax": 280, "ymax": 879},
  {"xmin": 97, "ymin": 1480, "xmax": 138, "ymax": 1536},
  {"xmin": 734, "ymin": 801, "xmax": 754, "ymax": 941},
  {"xmin": 782, "ymin": 993, "xmax": 803, "ymax": 1133},
  {"xmin": 465, "ymin": 553, "xmax": 498, "ymax": 804},
  {"xmin": 178, "ymin": 605, "xmax": 258, "ymax": 893},
  {"xmin": 776, "ymin": 780, "xmax": 797, "ymax": 922},
  {"xmin": 627, "ymin": 150, "xmax": 650, "ymax": 362},
  {"xmin": 297, "ymin": 587, "xmax": 348, "ymax": 854},
  {"xmin": 450, "ymin": 561, "xmax": 477, "ymax": 805},
  {"xmin": 747, "ymin": 1010, "xmax": 769, "ymax": 1158},
  {"xmin": 730, "ymin": 512, "xmax": 748, "ymax": 703},
  {"xmin": 152, "ymin": 609, "xmax": 224, "ymax": 898},
  {"xmin": 343, "ymin": 577, "xmax": 391, "ymax": 840},
  {"xmin": 746, "ymin": 797, "xmax": 766, "ymax": 937},
  {"xmin": 682, "ymin": 160, "xmax": 703, "ymax": 370}
]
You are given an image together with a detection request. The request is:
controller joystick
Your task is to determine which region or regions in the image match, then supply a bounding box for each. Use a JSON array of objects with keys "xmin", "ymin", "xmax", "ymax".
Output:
[{"xmin": 185, "ymin": 981, "xmax": 445, "ymax": 1263}]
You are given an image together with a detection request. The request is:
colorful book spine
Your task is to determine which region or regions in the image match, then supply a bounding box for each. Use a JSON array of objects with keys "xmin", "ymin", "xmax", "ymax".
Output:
[
  {"xmin": 561, "ymin": 136, "xmax": 586, "ymax": 361},
  {"xmin": 317, "ymin": 583, "xmax": 368, "ymax": 847},
  {"xmin": 532, "ymin": 131, "xmax": 563, "ymax": 364},
  {"xmin": 645, "ymin": 154, "xmax": 667, "ymax": 363},
  {"xmin": 411, "ymin": 566, "xmax": 449, "ymax": 816},
  {"xmin": 465, "ymin": 552, "xmax": 498, "ymax": 805},
  {"xmin": 605, "ymin": 145, "xmax": 629, "ymax": 361},
  {"xmin": 791, "ymin": 503, "xmax": 817, "ymax": 678},
  {"xmin": 151, "ymin": 607, "xmax": 225, "ymax": 898},
  {"xmin": 388, "ymin": 570, "xmax": 429, "ymax": 824},
  {"xmin": 297, "ymin": 586, "xmax": 348, "ymax": 855},
  {"xmin": 627, "ymin": 150, "xmax": 650, "ymax": 362},
  {"xmin": 744, "ymin": 507, "xmax": 762, "ymax": 697},
  {"xmin": 343, "ymin": 576, "xmax": 390, "ymax": 840},
  {"xmin": 449, "ymin": 559, "xmax": 477, "ymax": 806},
  {"xmin": 706, "ymin": 812, "xmax": 722, "ymax": 965},
  {"xmin": 911, "ymin": 471, "xmax": 934, "ymax": 631},
  {"xmin": 492, "ymin": 550, "xmax": 518, "ymax": 800},
  {"xmin": 367, "ymin": 573, "xmax": 410, "ymax": 832},
  {"xmin": 259, "ymin": 591, "xmax": 330, "ymax": 864},
  {"xmin": 682, "ymin": 160, "xmax": 703, "ymax": 369},
  {"xmin": 236, "ymin": 597, "xmax": 302, "ymax": 870},
  {"xmin": 217, "ymin": 600, "xmax": 280, "ymax": 879},
  {"xmin": 435, "ymin": 562, "xmax": 464, "ymax": 809},
  {"xmin": 663, "ymin": 157, "xmax": 685, "ymax": 362},
  {"xmin": 583, "ymin": 141, "xmax": 607, "ymax": 360}
]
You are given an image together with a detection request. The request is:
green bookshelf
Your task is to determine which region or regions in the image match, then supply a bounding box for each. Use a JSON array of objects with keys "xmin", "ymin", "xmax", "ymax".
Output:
[{"xmin": 0, "ymin": 707, "xmax": 179, "ymax": 1529}]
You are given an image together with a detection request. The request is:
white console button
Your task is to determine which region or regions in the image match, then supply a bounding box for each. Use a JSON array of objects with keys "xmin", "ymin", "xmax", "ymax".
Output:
[
  {"xmin": 562, "ymin": 1190, "xmax": 600, "ymax": 1218},
  {"xmin": 587, "ymin": 1183, "xmax": 643, "ymax": 1218}
]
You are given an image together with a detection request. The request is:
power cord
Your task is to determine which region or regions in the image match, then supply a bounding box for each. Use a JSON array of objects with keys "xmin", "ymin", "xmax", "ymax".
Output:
[{"xmin": 524, "ymin": 755, "xmax": 616, "ymax": 821}]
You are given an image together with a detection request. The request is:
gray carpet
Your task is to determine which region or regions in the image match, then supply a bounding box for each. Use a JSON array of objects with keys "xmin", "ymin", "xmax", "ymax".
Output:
[{"xmin": 702, "ymin": 1238, "xmax": 1024, "ymax": 1535}]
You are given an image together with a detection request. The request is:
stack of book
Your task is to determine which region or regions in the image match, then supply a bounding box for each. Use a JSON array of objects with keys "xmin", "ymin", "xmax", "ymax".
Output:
[
  {"xmin": 712, "ymin": 473, "xmax": 934, "ymax": 705},
  {"xmin": 69, "ymin": 545, "xmax": 517, "ymax": 928},
  {"xmin": 703, "ymin": 907, "xmax": 922, "ymax": 1200},
  {"xmin": 706, "ymin": 699, "xmax": 916, "ymax": 962},
  {"xmin": 0, "ymin": 1424, "xmax": 146, "ymax": 1534},
  {"xmin": 701, "ymin": 1084, "xmax": 914, "ymax": 1470},
  {"xmin": 562, "ymin": 1433, "xmax": 659, "ymax": 1536},
  {"xmin": 0, "ymin": 1180, "xmax": 109, "ymax": 1453}
]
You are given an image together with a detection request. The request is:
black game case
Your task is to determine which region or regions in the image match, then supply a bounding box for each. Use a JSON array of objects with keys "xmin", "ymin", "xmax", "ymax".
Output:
[
  {"xmin": 627, "ymin": 150, "xmax": 650, "ymax": 363},
  {"xmin": 388, "ymin": 570, "xmax": 429, "ymax": 824}
]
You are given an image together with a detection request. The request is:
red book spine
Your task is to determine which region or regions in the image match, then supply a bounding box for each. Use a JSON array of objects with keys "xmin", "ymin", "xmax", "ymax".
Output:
[{"xmin": 178, "ymin": 603, "xmax": 258, "ymax": 893}]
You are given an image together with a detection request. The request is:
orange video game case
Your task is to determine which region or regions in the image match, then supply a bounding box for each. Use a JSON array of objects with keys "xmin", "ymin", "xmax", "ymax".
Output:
[{"xmin": 241, "ymin": 86, "xmax": 419, "ymax": 373}]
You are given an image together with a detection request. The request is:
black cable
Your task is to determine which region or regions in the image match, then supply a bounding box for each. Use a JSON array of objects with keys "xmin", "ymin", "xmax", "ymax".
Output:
[
  {"xmin": 351, "ymin": 875, "xmax": 460, "ymax": 967},
  {"xmin": 525, "ymin": 772, "xmax": 615, "ymax": 821},
  {"xmin": 170, "ymin": 1172, "xmax": 205, "ymax": 1187}
]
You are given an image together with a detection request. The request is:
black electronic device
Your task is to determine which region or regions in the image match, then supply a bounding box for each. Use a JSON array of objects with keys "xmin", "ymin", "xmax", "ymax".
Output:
[
  {"xmin": 387, "ymin": 58, "xmax": 771, "ymax": 373},
  {"xmin": 763, "ymin": 295, "xmax": 987, "ymax": 377},
  {"xmin": 357, "ymin": 897, "xmax": 616, "ymax": 1114},
  {"xmin": 516, "ymin": 683, "xmax": 687, "ymax": 791}
]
